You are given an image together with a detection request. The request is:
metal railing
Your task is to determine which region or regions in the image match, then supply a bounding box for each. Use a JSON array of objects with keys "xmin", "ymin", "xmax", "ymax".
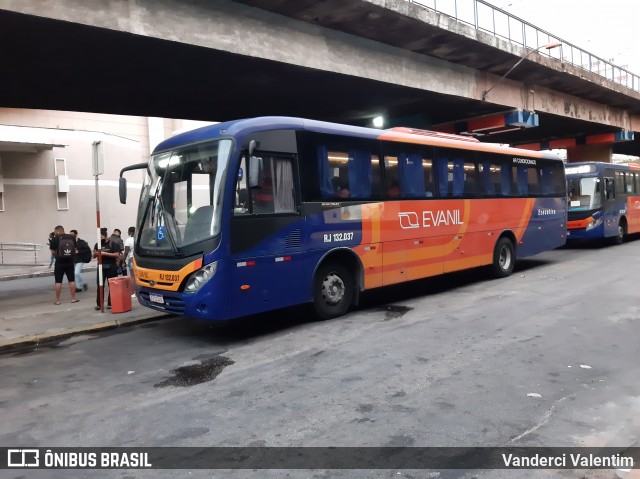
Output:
[
  {"xmin": 0, "ymin": 242, "xmax": 43, "ymax": 265},
  {"xmin": 407, "ymin": 0, "xmax": 639, "ymax": 92}
]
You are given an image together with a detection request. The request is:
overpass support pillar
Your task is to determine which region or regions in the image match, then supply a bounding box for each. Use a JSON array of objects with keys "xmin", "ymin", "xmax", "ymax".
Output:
[{"xmin": 565, "ymin": 144, "xmax": 612, "ymax": 163}]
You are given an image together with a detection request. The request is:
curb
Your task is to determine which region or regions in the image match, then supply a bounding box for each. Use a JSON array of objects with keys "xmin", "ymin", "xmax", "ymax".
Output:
[
  {"xmin": 0, "ymin": 270, "xmax": 57, "ymax": 281},
  {"xmin": 0, "ymin": 312, "xmax": 172, "ymax": 353},
  {"xmin": 0, "ymin": 266, "xmax": 100, "ymax": 282}
]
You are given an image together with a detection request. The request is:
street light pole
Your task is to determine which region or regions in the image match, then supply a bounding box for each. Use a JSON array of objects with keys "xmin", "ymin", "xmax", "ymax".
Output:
[{"xmin": 482, "ymin": 41, "xmax": 562, "ymax": 101}]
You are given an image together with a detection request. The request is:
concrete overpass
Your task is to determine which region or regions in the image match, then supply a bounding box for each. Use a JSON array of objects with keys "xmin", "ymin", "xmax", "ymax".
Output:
[{"xmin": 1, "ymin": 0, "xmax": 640, "ymax": 158}]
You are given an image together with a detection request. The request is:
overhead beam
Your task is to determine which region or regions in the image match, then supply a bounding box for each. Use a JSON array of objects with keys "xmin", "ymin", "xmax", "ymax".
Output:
[
  {"xmin": 517, "ymin": 130, "xmax": 635, "ymax": 150},
  {"xmin": 434, "ymin": 110, "xmax": 539, "ymax": 136}
]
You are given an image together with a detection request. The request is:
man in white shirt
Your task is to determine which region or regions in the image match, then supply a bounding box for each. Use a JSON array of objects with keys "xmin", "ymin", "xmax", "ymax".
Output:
[{"xmin": 124, "ymin": 226, "xmax": 135, "ymax": 276}]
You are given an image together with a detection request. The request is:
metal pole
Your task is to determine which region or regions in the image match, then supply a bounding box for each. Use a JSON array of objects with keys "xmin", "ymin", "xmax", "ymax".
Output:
[
  {"xmin": 95, "ymin": 174, "xmax": 104, "ymax": 313},
  {"xmin": 92, "ymin": 141, "xmax": 105, "ymax": 313}
]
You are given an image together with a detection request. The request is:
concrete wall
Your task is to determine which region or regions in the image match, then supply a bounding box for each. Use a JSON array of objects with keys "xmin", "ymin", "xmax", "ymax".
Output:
[{"xmin": 0, "ymin": 108, "xmax": 192, "ymax": 264}]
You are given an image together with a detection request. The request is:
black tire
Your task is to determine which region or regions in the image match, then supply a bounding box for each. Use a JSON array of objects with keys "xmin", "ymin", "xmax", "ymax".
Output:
[
  {"xmin": 491, "ymin": 237, "xmax": 515, "ymax": 278},
  {"xmin": 313, "ymin": 261, "xmax": 354, "ymax": 320},
  {"xmin": 611, "ymin": 221, "xmax": 626, "ymax": 245}
]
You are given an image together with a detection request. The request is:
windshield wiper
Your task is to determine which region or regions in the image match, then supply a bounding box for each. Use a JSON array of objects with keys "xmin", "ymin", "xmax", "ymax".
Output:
[{"xmin": 156, "ymin": 195, "xmax": 181, "ymax": 256}]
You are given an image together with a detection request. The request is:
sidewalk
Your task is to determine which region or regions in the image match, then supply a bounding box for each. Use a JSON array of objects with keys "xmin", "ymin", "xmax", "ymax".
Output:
[{"xmin": 0, "ymin": 263, "xmax": 170, "ymax": 352}]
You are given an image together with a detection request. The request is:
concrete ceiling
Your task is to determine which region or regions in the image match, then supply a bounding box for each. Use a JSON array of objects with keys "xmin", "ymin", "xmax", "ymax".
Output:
[{"xmin": 1, "ymin": 3, "xmax": 639, "ymax": 155}]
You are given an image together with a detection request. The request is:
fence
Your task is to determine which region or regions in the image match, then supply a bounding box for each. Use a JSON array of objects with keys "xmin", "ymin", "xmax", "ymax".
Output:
[
  {"xmin": 407, "ymin": 0, "xmax": 639, "ymax": 92},
  {"xmin": 0, "ymin": 243, "xmax": 43, "ymax": 265}
]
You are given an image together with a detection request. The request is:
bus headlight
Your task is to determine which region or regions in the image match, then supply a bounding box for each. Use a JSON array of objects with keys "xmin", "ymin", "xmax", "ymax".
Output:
[
  {"xmin": 184, "ymin": 262, "xmax": 217, "ymax": 293},
  {"xmin": 586, "ymin": 217, "xmax": 603, "ymax": 231}
]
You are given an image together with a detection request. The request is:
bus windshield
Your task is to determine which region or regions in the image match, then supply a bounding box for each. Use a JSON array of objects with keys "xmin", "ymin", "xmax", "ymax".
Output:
[
  {"xmin": 138, "ymin": 139, "xmax": 232, "ymax": 253},
  {"xmin": 568, "ymin": 177, "xmax": 602, "ymax": 211}
]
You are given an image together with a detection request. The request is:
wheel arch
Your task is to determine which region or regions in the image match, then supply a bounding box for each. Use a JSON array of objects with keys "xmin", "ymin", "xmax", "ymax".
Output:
[
  {"xmin": 620, "ymin": 215, "xmax": 628, "ymax": 230},
  {"xmin": 312, "ymin": 247, "xmax": 363, "ymax": 306},
  {"xmin": 497, "ymin": 230, "xmax": 517, "ymax": 255}
]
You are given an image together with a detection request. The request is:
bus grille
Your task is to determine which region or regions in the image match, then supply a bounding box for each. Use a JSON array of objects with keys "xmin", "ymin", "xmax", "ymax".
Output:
[
  {"xmin": 285, "ymin": 229, "xmax": 301, "ymax": 249},
  {"xmin": 568, "ymin": 210, "xmax": 594, "ymax": 221},
  {"xmin": 139, "ymin": 291, "xmax": 186, "ymax": 313}
]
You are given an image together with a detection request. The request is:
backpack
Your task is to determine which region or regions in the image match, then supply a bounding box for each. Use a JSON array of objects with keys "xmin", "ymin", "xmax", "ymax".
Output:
[
  {"xmin": 77, "ymin": 239, "xmax": 92, "ymax": 263},
  {"xmin": 57, "ymin": 234, "xmax": 76, "ymax": 260}
]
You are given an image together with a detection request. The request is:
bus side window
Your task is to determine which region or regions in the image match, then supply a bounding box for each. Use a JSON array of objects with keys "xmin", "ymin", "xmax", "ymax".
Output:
[
  {"xmin": 317, "ymin": 143, "xmax": 381, "ymax": 200},
  {"xmin": 252, "ymin": 155, "xmax": 296, "ymax": 214},
  {"xmin": 462, "ymin": 161, "xmax": 478, "ymax": 196},
  {"xmin": 604, "ymin": 177, "xmax": 615, "ymax": 200},
  {"xmin": 527, "ymin": 166, "xmax": 541, "ymax": 195},
  {"xmin": 381, "ymin": 146, "xmax": 434, "ymax": 199},
  {"xmin": 434, "ymin": 148, "xmax": 476, "ymax": 198},
  {"xmin": 615, "ymin": 171, "xmax": 625, "ymax": 195},
  {"xmin": 625, "ymin": 172, "xmax": 635, "ymax": 193}
]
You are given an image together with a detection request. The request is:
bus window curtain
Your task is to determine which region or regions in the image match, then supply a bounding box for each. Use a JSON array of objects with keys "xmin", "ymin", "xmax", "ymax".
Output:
[
  {"xmin": 500, "ymin": 164, "xmax": 511, "ymax": 196},
  {"xmin": 274, "ymin": 159, "xmax": 295, "ymax": 212},
  {"xmin": 317, "ymin": 145, "xmax": 333, "ymax": 198},
  {"xmin": 399, "ymin": 153, "xmax": 426, "ymax": 197},
  {"xmin": 482, "ymin": 161, "xmax": 496, "ymax": 196},
  {"xmin": 436, "ymin": 157, "xmax": 449, "ymax": 197},
  {"xmin": 517, "ymin": 165, "xmax": 528, "ymax": 195},
  {"xmin": 452, "ymin": 158, "xmax": 465, "ymax": 197},
  {"xmin": 348, "ymin": 149, "xmax": 372, "ymax": 198}
]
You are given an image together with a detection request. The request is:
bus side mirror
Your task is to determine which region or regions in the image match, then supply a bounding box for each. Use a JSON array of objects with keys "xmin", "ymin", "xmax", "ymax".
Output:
[
  {"xmin": 118, "ymin": 162, "xmax": 147, "ymax": 205},
  {"xmin": 247, "ymin": 139, "xmax": 262, "ymax": 188},
  {"xmin": 248, "ymin": 155, "xmax": 262, "ymax": 189},
  {"xmin": 248, "ymin": 139, "xmax": 258, "ymax": 156},
  {"xmin": 119, "ymin": 177, "xmax": 127, "ymax": 204}
]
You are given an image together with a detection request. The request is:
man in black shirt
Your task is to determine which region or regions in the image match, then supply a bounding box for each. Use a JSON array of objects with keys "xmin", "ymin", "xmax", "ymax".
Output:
[
  {"xmin": 50, "ymin": 225, "xmax": 79, "ymax": 305},
  {"xmin": 93, "ymin": 227, "xmax": 122, "ymax": 310}
]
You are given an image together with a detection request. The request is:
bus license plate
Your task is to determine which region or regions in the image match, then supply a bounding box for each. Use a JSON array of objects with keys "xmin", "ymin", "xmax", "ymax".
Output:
[{"xmin": 149, "ymin": 293, "xmax": 164, "ymax": 304}]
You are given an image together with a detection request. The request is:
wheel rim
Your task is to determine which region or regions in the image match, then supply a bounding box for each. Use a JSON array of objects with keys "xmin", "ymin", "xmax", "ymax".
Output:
[
  {"xmin": 618, "ymin": 225, "xmax": 624, "ymax": 240},
  {"xmin": 321, "ymin": 272, "xmax": 345, "ymax": 306},
  {"xmin": 499, "ymin": 245, "xmax": 512, "ymax": 271}
]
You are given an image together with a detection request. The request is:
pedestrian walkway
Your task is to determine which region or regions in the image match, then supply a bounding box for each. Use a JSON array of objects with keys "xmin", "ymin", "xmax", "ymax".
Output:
[{"xmin": 0, "ymin": 263, "xmax": 169, "ymax": 352}]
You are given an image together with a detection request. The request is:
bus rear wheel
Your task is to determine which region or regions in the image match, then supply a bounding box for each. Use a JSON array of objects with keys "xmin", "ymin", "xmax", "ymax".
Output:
[
  {"xmin": 313, "ymin": 261, "xmax": 354, "ymax": 320},
  {"xmin": 491, "ymin": 237, "xmax": 515, "ymax": 278}
]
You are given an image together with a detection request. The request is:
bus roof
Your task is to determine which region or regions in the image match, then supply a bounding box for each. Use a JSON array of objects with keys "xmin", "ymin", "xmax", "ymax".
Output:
[
  {"xmin": 565, "ymin": 161, "xmax": 640, "ymax": 173},
  {"xmin": 153, "ymin": 116, "xmax": 560, "ymax": 160}
]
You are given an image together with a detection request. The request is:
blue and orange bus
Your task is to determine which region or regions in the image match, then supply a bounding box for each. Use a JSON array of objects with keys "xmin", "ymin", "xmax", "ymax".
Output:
[
  {"xmin": 119, "ymin": 117, "xmax": 566, "ymax": 320},
  {"xmin": 566, "ymin": 162, "xmax": 640, "ymax": 244}
]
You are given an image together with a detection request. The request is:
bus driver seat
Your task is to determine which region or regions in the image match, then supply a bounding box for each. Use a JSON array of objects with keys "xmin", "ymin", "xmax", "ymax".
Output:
[{"xmin": 184, "ymin": 205, "xmax": 215, "ymax": 241}]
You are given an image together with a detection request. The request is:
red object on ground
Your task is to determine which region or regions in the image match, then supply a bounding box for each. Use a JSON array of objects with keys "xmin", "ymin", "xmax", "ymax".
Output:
[{"xmin": 108, "ymin": 277, "xmax": 132, "ymax": 313}]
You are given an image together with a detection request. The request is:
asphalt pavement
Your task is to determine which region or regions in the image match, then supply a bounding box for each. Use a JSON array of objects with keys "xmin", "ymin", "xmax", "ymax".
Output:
[{"xmin": 0, "ymin": 263, "xmax": 169, "ymax": 352}]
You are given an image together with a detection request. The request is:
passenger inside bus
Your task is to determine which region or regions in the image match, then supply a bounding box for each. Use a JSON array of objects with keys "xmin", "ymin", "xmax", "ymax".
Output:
[
  {"xmin": 387, "ymin": 180, "xmax": 401, "ymax": 198},
  {"xmin": 332, "ymin": 176, "xmax": 349, "ymax": 198}
]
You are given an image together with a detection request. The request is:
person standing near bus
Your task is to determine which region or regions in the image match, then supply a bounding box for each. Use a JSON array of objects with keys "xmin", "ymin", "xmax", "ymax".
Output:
[
  {"xmin": 70, "ymin": 229, "xmax": 91, "ymax": 292},
  {"xmin": 50, "ymin": 225, "xmax": 79, "ymax": 305},
  {"xmin": 123, "ymin": 226, "xmax": 135, "ymax": 277},
  {"xmin": 93, "ymin": 227, "xmax": 121, "ymax": 310},
  {"xmin": 47, "ymin": 231, "xmax": 56, "ymax": 268}
]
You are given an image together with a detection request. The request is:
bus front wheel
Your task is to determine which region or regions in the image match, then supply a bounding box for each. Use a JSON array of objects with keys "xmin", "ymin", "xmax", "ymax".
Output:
[
  {"xmin": 612, "ymin": 221, "xmax": 626, "ymax": 245},
  {"xmin": 313, "ymin": 261, "xmax": 354, "ymax": 320},
  {"xmin": 491, "ymin": 237, "xmax": 515, "ymax": 278}
]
